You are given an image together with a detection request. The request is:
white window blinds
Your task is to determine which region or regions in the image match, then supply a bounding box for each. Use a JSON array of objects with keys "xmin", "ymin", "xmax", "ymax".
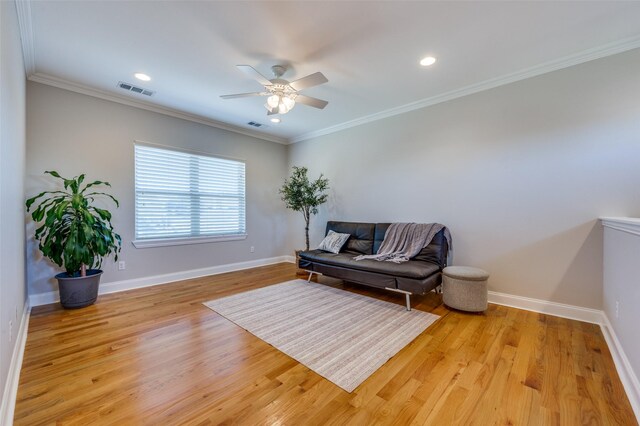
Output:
[{"xmin": 134, "ymin": 143, "xmax": 246, "ymax": 242}]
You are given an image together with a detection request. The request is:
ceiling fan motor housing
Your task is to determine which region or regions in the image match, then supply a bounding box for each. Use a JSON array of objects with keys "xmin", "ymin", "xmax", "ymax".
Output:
[{"xmin": 271, "ymin": 65, "xmax": 287, "ymax": 78}]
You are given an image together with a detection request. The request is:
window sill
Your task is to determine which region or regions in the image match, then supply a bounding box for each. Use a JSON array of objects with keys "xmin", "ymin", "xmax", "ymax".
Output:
[{"xmin": 132, "ymin": 234, "xmax": 247, "ymax": 249}]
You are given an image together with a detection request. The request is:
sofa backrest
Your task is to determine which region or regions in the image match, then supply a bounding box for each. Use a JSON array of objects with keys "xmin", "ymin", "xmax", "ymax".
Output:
[
  {"xmin": 326, "ymin": 221, "xmax": 449, "ymax": 267},
  {"xmin": 374, "ymin": 223, "xmax": 448, "ymax": 267},
  {"xmin": 372, "ymin": 223, "xmax": 390, "ymax": 253},
  {"xmin": 326, "ymin": 221, "xmax": 375, "ymax": 255}
]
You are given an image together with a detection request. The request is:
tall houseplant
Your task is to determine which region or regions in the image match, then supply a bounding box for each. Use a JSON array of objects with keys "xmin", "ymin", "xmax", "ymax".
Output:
[
  {"xmin": 280, "ymin": 166, "xmax": 329, "ymax": 251},
  {"xmin": 26, "ymin": 171, "xmax": 122, "ymax": 308}
]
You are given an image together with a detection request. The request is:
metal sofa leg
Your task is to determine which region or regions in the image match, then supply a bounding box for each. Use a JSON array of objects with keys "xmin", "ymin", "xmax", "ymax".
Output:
[
  {"xmin": 384, "ymin": 287, "xmax": 413, "ymax": 311},
  {"xmin": 306, "ymin": 271, "xmax": 321, "ymax": 282}
]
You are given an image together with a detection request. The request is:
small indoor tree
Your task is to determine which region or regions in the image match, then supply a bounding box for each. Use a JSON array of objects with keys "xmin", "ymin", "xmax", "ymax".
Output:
[
  {"xmin": 280, "ymin": 166, "xmax": 329, "ymax": 251},
  {"xmin": 26, "ymin": 171, "xmax": 122, "ymax": 308}
]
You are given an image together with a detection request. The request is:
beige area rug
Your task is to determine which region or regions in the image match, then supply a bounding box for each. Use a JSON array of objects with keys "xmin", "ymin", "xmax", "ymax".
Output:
[{"xmin": 203, "ymin": 279, "xmax": 439, "ymax": 392}]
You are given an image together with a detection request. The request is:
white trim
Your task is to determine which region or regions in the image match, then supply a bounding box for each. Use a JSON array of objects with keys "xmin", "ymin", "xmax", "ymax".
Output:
[
  {"xmin": 290, "ymin": 34, "xmax": 640, "ymax": 144},
  {"xmin": 132, "ymin": 234, "xmax": 247, "ymax": 249},
  {"xmin": 601, "ymin": 217, "xmax": 640, "ymax": 237},
  {"xmin": 27, "ymin": 73, "xmax": 289, "ymax": 145},
  {"xmin": 488, "ymin": 290, "xmax": 603, "ymax": 324},
  {"xmin": 14, "ymin": 0, "xmax": 35, "ymax": 76},
  {"xmin": 600, "ymin": 313, "xmax": 640, "ymax": 420},
  {"xmin": 29, "ymin": 255, "xmax": 296, "ymax": 307},
  {"xmin": 0, "ymin": 301, "xmax": 31, "ymax": 426}
]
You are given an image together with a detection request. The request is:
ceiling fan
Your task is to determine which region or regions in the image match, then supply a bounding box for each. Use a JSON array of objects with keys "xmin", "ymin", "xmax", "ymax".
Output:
[{"xmin": 220, "ymin": 65, "xmax": 329, "ymax": 116}]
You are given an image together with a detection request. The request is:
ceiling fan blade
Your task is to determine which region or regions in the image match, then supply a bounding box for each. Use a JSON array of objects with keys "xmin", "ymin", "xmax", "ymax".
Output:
[
  {"xmin": 289, "ymin": 72, "xmax": 328, "ymax": 91},
  {"xmin": 266, "ymin": 109, "xmax": 278, "ymax": 116},
  {"xmin": 236, "ymin": 65, "xmax": 273, "ymax": 87},
  {"xmin": 220, "ymin": 92, "xmax": 268, "ymax": 99},
  {"xmin": 295, "ymin": 94, "xmax": 328, "ymax": 109}
]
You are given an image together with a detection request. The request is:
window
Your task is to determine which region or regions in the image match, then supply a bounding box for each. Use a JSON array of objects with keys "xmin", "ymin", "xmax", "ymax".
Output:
[{"xmin": 133, "ymin": 143, "xmax": 246, "ymax": 248}]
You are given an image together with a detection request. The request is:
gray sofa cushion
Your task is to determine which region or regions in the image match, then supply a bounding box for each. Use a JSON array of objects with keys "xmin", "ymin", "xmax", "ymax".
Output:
[{"xmin": 299, "ymin": 250, "xmax": 440, "ymax": 280}]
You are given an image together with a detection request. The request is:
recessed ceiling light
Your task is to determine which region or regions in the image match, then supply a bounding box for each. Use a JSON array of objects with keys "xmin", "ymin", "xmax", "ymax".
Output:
[
  {"xmin": 419, "ymin": 56, "xmax": 437, "ymax": 67},
  {"xmin": 270, "ymin": 118, "xmax": 281, "ymax": 124},
  {"xmin": 134, "ymin": 73, "xmax": 151, "ymax": 81}
]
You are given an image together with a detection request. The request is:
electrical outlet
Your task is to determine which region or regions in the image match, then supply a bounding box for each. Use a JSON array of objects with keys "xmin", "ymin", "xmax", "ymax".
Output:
[
  {"xmin": 9, "ymin": 321, "xmax": 13, "ymax": 342},
  {"xmin": 250, "ymin": 246, "xmax": 255, "ymax": 253},
  {"xmin": 118, "ymin": 261, "xmax": 126, "ymax": 270},
  {"xmin": 615, "ymin": 301, "xmax": 620, "ymax": 319}
]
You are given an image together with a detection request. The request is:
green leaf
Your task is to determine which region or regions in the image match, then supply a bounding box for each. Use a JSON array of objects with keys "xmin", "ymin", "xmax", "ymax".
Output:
[
  {"xmin": 26, "ymin": 170, "xmax": 122, "ymax": 275},
  {"xmin": 26, "ymin": 191, "xmax": 48, "ymax": 210},
  {"xmin": 280, "ymin": 166, "xmax": 329, "ymax": 214},
  {"xmin": 26, "ymin": 191, "xmax": 67, "ymax": 211},
  {"xmin": 81, "ymin": 180, "xmax": 111, "ymax": 193},
  {"xmin": 92, "ymin": 207, "xmax": 112, "ymax": 221},
  {"xmin": 84, "ymin": 192, "xmax": 119, "ymax": 208}
]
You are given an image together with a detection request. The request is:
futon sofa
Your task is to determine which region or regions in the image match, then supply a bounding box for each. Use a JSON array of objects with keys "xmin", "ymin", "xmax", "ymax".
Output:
[{"xmin": 298, "ymin": 221, "xmax": 449, "ymax": 310}]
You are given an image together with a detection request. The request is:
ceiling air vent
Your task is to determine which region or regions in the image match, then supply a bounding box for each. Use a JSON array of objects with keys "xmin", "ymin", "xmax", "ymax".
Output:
[
  {"xmin": 117, "ymin": 81, "xmax": 155, "ymax": 97},
  {"xmin": 247, "ymin": 121, "xmax": 263, "ymax": 128}
]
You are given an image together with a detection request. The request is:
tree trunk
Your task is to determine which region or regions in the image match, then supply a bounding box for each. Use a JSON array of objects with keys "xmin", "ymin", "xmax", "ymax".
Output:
[
  {"xmin": 80, "ymin": 263, "xmax": 87, "ymax": 277},
  {"xmin": 305, "ymin": 220, "xmax": 310, "ymax": 251}
]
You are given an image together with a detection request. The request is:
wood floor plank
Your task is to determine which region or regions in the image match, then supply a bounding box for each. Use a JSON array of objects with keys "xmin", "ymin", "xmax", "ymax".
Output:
[{"xmin": 14, "ymin": 263, "xmax": 637, "ymax": 425}]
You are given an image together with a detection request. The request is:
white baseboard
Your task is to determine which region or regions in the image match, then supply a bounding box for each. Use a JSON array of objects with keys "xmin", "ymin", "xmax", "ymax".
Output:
[
  {"xmin": 600, "ymin": 313, "xmax": 640, "ymax": 420},
  {"xmin": 488, "ymin": 290, "xmax": 603, "ymax": 324},
  {"xmin": 0, "ymin": 301, "xmax": 31, "ymax": 426},
  {"xmin": 29, "ymin": 255, "xmax": 296, "ymax": 307}
]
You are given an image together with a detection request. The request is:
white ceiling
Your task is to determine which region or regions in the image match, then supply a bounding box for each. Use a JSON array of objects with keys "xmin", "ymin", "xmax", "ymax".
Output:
[{"xmin": 19, "ymin": 1, "xmax": 640, "ymax": 143}]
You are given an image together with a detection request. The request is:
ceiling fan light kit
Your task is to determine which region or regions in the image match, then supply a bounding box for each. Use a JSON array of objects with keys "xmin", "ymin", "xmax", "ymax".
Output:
[
  {"xmin": 265, "ymin": 91, "xmax": 295, "ymax": 114},
  {"xmin": 267, "ymin": 95, "xmax": 280, "ymax": 108},
  {"xmin": 221, "ymin": 64, "xmax": 329, "ymax": 117}
]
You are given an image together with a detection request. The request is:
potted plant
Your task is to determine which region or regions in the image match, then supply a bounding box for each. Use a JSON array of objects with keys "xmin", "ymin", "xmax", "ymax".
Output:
[
  {"xmin": 279, "ymin": 166, "xmax": 329, "ymax": 272},
  {"xmin": 26, "ymin": 171, "xmax": 122, "ymax": 309}
]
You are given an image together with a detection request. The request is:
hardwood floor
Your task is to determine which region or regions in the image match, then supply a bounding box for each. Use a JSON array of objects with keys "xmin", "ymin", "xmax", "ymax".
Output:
[{"xmin": 14, "ymin": 263, "xmax": 636, "ymax": 425}]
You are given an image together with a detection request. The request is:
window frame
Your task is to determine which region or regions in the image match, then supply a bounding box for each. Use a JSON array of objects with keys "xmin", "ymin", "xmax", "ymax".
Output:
[{"xmin": 132, "ymin": 141, "xmax": 247, "ymax": 249}]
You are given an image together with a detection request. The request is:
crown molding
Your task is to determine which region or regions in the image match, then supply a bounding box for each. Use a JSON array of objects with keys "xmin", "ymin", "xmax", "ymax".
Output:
[
  {"xmin": 601, "ymin": 217, "xmax": 640, "ymax": 237},
  {"xmin": 28, "ymin": 73, "xmax": 289, "ymax": 145},
  {"xmin": 291, "ymin": 34, "xmax": 640, "ymax": 144},
  {"xmin": 16, "ymin": 0, "xmax": 640, "ymax": 146},
  {"xmin": 15, "ymin": 0, "xmax": 35, "ymax": 75},
  {"xmin": 16, "ymin": 0, "xmax": 287, "ymax": 145}
]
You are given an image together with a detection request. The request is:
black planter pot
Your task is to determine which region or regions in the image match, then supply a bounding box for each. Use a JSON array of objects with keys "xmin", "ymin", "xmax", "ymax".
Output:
[{"xmin": 55, "ymin": 269, "xmax": 103, "ymax": 309}]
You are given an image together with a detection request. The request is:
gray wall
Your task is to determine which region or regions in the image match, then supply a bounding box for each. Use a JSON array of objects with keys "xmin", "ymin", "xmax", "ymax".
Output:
[
  {"xmin": 0, "ymin": 0, "xmax": 27, "ymax": 410},
  {"xmin": 26, "ymin": 83, "xmax": 291, "ymax": 296},
  {"xmin": 603, "ymin": 224, "xmax": 640, "ymax": 398},
  {"xmin": 288, "ymin": 48, "xmax": 640, "ymax": 309}
]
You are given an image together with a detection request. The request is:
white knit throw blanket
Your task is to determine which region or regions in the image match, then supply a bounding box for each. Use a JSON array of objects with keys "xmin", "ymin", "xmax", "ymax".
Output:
[{"xmin": 354, "ymin": 222, "xmax": 451, "ymax": 263}]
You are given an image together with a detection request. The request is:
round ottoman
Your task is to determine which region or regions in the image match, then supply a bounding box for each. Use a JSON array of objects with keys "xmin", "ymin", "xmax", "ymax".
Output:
[{"xmin": 442, "ymin": 266, "xmax": 489, "ymax": 312}]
